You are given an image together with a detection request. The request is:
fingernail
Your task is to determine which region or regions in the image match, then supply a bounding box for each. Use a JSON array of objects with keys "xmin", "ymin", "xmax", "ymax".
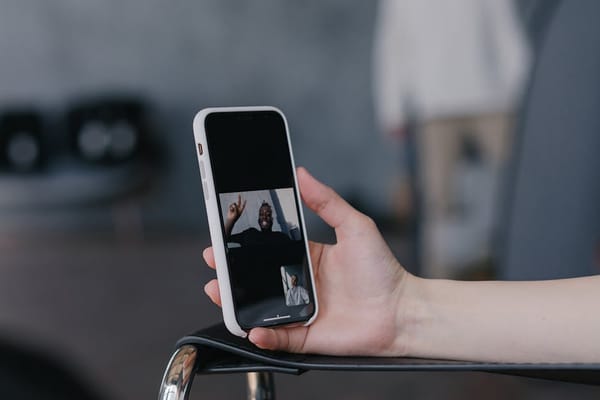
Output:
[{"xmin": 248, "ymin": 328, "xmax": 259, "ymax": 341}]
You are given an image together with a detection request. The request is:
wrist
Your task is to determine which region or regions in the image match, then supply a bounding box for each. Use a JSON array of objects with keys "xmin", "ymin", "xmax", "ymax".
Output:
[{"xmin": 391, "ymin": 273, "xmax": 431, "ymax": 357}]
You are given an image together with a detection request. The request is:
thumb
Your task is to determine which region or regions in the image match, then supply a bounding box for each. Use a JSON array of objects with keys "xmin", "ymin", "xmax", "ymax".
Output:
[
  {"xmin": 296, "ymin": 167, "xmax": 362, "ymax": 232},
  {"xmin": 248, "ymin": 327, "xmax": 309, "ymax": 353}
]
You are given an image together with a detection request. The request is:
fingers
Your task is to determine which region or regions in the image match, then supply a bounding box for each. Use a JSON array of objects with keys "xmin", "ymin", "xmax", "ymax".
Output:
[
  {"xmin": 202, "ymin": 247, "xmax": 216, "ymax": 270},
  {"xmin": 296, "ymin": 167, "xmax": 361, "ymax": 231},
  {"xmin": 204, "ymin": 279, "xmax": 222, "ymax": 307},
  {"xmin": 236, "ymin": 195, "xmax": 246, "ymax": 212},
  {"xmin": 248, "ymin": 327, "xmax": 308, "ymax": 353},
  {"xmin": 202, "ymin": 248, "xmax": 219, "ymax": 305}
]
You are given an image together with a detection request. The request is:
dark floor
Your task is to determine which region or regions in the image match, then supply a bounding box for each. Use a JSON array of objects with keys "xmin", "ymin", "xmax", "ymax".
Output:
[{"xmin": 0, "ymin": 231, "xmax": 599, "ymax": 399}]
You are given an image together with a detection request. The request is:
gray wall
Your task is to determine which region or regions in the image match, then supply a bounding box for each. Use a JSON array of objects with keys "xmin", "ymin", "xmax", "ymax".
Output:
[{"xmin": 0, "ymin": 0, "xmax": 400, "ymax": 232}]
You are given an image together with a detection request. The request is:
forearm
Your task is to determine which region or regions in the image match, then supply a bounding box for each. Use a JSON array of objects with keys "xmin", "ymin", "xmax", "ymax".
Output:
[
  {"xmin": 224, "ymin": 218, "xmax": 235, "ymax": 237},
  {"xmin": 399, "ymin": 275, "xmax": 600, "ymax": 363}
]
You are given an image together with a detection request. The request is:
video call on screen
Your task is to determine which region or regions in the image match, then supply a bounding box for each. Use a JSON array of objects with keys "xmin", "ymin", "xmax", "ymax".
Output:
[{"xmin": 205, "ymin": 111, "xmax": 315, "ymax": 328}]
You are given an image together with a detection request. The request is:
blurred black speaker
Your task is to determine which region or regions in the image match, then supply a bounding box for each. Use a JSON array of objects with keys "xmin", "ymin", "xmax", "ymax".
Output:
[
  {"xmin": 67, "ymin": 97, "xmax": 150, "ymax": 166},
  {"xmin": 0, "ymin": 110, "xmax": 45, "ymax": 173}
]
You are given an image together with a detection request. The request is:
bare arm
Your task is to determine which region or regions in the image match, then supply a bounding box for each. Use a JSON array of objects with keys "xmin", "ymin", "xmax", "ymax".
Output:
[{"xmin": 400, "ymin": 275, "xmax": 600, "ymax": 363}]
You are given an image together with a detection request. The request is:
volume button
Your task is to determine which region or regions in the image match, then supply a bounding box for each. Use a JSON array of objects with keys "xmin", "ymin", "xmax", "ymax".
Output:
[
  {"xmin": 202, "ymin": 181, "xmax": 210, "ymax": 200},
  {"xmin": 199, "ymin": 161, "xmax": 206, "ymax": 179}
]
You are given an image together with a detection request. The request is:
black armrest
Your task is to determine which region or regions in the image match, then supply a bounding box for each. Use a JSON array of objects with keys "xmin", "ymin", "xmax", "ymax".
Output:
[{"xmin": 176, "ymin": 323, "xmax": 600, "ymax": 385}]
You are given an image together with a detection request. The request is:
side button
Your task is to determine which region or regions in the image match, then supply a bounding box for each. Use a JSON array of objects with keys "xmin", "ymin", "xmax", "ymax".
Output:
[
  {"xmin": 199, "ymin": 161, "xmax": 206, "ymax": 179},
  {"xmin": 202, "ymin": 181, "xmax": 210, "ymax": 200}
]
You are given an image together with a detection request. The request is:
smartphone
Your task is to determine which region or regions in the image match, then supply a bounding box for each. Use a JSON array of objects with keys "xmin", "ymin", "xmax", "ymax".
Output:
[{"xmin": 193, "ymin": 106, "xmax": 318, "ymax": 337}]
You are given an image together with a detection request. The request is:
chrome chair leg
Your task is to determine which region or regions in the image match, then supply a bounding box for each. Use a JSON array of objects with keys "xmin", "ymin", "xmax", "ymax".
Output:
[
  {"xmin": 246, "ymin": 372, "xmax": 275, "ymax": 400},
  {"xmin": 158, "ymin": 345, "xmax": 197, "ymax": 400}
]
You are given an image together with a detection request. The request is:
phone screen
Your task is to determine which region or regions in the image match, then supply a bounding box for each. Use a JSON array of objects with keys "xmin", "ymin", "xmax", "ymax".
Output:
[{"xmin": 205, "ymin": 110, "xmax": 316, "ymax": 329}]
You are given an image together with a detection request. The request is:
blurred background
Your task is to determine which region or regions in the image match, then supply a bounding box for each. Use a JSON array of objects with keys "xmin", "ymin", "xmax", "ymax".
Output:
[{"xmin": 1, "ymin": 0, "xmax": 599, "ymax": 399}]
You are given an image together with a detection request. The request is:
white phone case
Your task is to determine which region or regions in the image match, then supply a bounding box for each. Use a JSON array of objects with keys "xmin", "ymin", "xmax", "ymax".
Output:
[{"xmin": 192, "ymin": 106, "xmax": 319, "ymax": 338}]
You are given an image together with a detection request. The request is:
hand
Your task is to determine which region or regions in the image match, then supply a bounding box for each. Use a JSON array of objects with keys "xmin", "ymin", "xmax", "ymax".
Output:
[
  {"xmin": 204, "ymin": 167, "xmax": 412, "ymax": 356},
  {"xmin": 226, "ymin": 195, "xmax": 246, "ymax": 223}
]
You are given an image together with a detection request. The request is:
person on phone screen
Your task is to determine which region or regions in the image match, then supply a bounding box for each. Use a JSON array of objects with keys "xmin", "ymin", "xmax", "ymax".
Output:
[
  {"xmin": 285, "ymin": 274, "xmax": 310, "ymax": 306},
  {"xmin": 224, "ymin": 197, "xmax": 291, "ymax": 246}
]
